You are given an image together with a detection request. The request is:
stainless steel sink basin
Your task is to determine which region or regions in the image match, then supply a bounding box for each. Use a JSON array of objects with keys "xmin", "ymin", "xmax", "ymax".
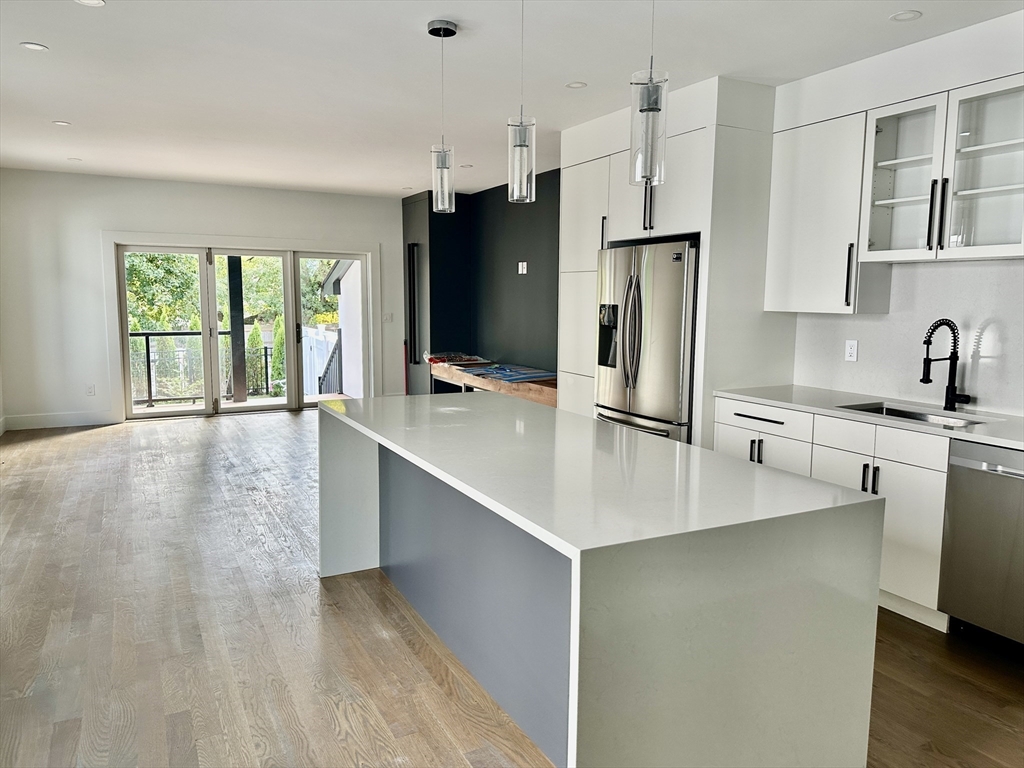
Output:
[{"xmin": 837, "ymin": 402, "xmax": 985, "ymax": 428}]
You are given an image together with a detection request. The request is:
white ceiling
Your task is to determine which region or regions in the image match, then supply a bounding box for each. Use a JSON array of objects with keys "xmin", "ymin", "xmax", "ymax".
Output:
[{"xmin": 1, "ymin": 0, "xmax": 1021, "ymax": 197}]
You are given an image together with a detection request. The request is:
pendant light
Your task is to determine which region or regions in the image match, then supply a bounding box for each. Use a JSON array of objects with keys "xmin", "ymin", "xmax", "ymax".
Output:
[
  {"xmin": 629, "ymin": 0, "xmax": 667, "ymax": 187},
  {"xmin": 508, "ymin": 0, "xmax": 536, "ymax": 203},
  {"xmin": 428, "ymin": 20, "xmax": 457, "ymax": 213}
]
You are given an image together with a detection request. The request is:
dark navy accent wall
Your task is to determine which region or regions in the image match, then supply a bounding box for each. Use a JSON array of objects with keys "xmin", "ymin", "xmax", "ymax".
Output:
[{"xmin": 472, "ymin": 169, "xmax": 560, "ymax": 371}]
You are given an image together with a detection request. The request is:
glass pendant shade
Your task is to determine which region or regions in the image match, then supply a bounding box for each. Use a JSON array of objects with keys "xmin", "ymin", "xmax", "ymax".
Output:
[
  {"xmin": 629, "ymin": 69, "xmax": 668, "ymax": 186},
  {"xmin": 431, "ymin": 144, "xmax": 455, "ymax": 213},
  {"xmin": 507, "ymin": 116, "xmax": 536, "ymax": 203}
]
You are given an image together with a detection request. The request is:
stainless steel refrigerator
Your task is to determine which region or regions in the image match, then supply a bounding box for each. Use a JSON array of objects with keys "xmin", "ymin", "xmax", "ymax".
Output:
[{"xmin": 594, "ymin": 236, "xmax": 699, "ymax": 442}]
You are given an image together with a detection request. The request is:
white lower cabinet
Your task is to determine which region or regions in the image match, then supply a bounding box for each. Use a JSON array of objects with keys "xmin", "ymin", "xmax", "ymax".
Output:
[
  {"xmin": 716, "ymin": 397, "xmax": 952, "ymax": 624},
  {"xmin": 713, "ymin": 422, "xmax": 811, "ymax": 476},
  {"xmin": 811, "ymin": 444, "xmax": 873, "ymax": 491},
  {"xmin": 873, "ymin": 457, "xmax": 948, "ymax": 610},
  {"xmin": 557, "ymin": 271, "xmax": 598, "ymax": 377},
  {"xmin": 557, "ymin": 371, "xmax": 596, "ymax": 418}
]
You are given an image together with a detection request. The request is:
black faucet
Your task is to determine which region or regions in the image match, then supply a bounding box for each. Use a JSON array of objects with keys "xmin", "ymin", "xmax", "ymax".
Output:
[{"xmin": 921, "ymin": 318, "xmax": 972, "ymax": 412}]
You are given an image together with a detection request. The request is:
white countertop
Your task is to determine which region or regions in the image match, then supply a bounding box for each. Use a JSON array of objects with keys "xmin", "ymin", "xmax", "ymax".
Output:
[
  {"xmin": 321, "ymin": 393, "xmax": 874, "ymax": 556},
  {"xmin": 714, "ymin": 385, "xmax": 1024, "ymax": 452}
]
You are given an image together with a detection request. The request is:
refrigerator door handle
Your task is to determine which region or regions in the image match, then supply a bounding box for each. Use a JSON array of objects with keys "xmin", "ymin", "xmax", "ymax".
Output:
[
  {"xmin": 620, "ymin": 275, "xmax": 635, "ymax": 389},
  {"xmin": 629, "ymin": 273, "xmax": 642, "ymax": 387}
]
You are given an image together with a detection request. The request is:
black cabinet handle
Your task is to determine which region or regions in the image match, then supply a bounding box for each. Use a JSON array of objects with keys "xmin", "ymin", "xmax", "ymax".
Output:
[
  {"xmin": 936, "ymin": 177, "xmax": 949, "ymax": 250},
  {"xmin": 757, "ymin": 438, "xmax": 764, "ymax": 465},
  {"xmin": 734, "ymin": 412, "xmax": 784, "ymax": 426},
  {"xmin": 861, "ymin": 463, "xmax": 870, "ymax": 493},
  {"xmin": 749, "ymin": 439, "xmax": 756, "ymax": 463},
  {"xmin": 844, "ymin": 243, "xmax": 854, "ymax": 307},
  {"xmin": 871, "ymin": 465, "xmax": 880, "ymax": 495},
  {"xmin": 648, "ymin": 185, "xmax": 656, "ymax": 231},
  {"xmin": 600, "ymin": 215, "xmax": 608, "ymax": 250},
  {"xmin": 925, "ymin": 179, "xmax": 938, "ymax": 250}
]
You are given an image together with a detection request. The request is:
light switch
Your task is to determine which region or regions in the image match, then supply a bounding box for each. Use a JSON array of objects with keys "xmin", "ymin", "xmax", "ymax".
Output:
[
  {"xmin": 845, "ymin": 340, "xmax": 858, "ymax": 362},
  {"xmin": 517, "ymin": 261, "xmax": 528, "ymax": 275}
]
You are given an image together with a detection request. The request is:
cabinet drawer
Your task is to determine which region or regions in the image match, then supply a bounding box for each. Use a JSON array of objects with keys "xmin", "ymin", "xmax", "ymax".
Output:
[
  {"xmin": 813, "ymin": 415, "xmax": 876, "ymax": 455},
  {"xmin": 874, "ymin": 426, "xmax": 949, "ymax": 472},
  {"xmin": 715, "ymin": 398, "xmax": 813, "ymax": 442}
]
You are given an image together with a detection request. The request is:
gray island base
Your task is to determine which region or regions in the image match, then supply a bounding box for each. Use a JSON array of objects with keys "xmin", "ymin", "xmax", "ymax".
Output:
[{"xmin": 319, "ymin": 394, "xmax": 884, "ymax": 768}]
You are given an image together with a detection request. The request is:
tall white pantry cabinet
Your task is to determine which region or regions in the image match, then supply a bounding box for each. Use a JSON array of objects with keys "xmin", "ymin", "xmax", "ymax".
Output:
[{"xmin": 556, "ymin": 77, "xmax": 798, "ymax": 446}]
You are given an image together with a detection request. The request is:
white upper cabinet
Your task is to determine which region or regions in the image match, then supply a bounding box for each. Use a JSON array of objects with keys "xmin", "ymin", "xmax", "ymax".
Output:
[
  {"xmin": 939, "ymin": 74, "xmax": 1024, "ymax": 260},
  {"xmin": 651, "ymin": 129, "xmax": 712, "ymax": 237},
  {"xmin": 559, "ymin": 157, "xmax": 610, "ymax": 273},
  {"xmin": 606, "ymin": 150, "xmax": 648, "ymax": 242},
  {"xmin": 764, "ymin": 113, "xmax": 881, "ymax": 314},
  {"xmin": 860, "ymin": 94, "xmax": 949, "ymax": 263}
]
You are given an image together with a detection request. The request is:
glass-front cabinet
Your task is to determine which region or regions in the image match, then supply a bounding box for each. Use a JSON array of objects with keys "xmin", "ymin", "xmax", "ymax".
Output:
[
  {"xmin": 860, "ymin": 74, "xmax": 1024, "ymax": 263},
  {"xmin": 941, "ymin": 75, "xmax": 1024, "ymax": 259},
  {"xmin": 860, "ymin": 94, "xmax": 948, "ymax": 261}
]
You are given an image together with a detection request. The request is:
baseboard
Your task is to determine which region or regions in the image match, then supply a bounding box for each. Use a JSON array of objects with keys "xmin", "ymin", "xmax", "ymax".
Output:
[
  {"xmin": 879, "ymin": 589, "xmax": 950, "ymax": 633},
  {"xmin": 4, "ymin": 410, "xmax": 122, "ymax": 431}
]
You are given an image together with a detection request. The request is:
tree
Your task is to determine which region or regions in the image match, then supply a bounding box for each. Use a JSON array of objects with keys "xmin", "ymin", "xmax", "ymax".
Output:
[
  {"xmin": 299, "ymin": 258, "xmax": 339, "ymax": 326},
  {"xmin": 246, "ymin": 323, "xmax": 264, "ymax": 393},
  {"xmin": 271, "ymin": 315, "xmax": 285, "ymax": 395},
  {"xmin": 124, "ymin": 252, "xmax": 200, "ymax": 331}
]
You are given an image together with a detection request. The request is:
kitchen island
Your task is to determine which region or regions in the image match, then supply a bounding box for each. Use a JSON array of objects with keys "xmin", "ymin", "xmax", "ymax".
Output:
[{"xmin": 319, "ymin": 393, "xmax": 885, "ymax": 768}]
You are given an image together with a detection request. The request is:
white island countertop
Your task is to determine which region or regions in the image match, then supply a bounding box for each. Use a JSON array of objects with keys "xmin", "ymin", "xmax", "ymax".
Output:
[
  {"xmin": 321, "ymin": 392, "xmax": 873, "ymax": 557},
  {"xmin": 715, "ymin": 384, "xmax": 1024, "ymax": 451}
]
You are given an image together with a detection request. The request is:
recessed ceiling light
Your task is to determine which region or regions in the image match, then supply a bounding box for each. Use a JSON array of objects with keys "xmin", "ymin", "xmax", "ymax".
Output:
[
  {"xmin": 52, "ymin": 120, "xmax": 72, "ymax": 126},
  {"xmin": 67, "ymin": 157, "xmax": 83, "ymax": 162},
  {"xmin": 20, "ymin": 41, "xmax": 49, "ymax": 51},
  {"xmin": 75, "ymin": 0, "xmax": 106, "ymax": 6},
  {"xmin": 889, "ymin": 10, "xmax": 923, "ymax": 22},
  {"xmin": 459, "ymin": 164, "xmax": 474, "ymax": 168},
  {"xmin": 565, "ymin": 81, "xmax": 588, "ymax": 89}
]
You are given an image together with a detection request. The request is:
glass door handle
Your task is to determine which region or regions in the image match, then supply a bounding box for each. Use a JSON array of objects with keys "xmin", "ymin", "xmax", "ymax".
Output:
[
  {"xmin": 926, "ymin": 179, "xmax": 938, "ymax": 250},
  {"xmin": 936, "ymin": 177, "xmax": 949, "ymax": 250}
]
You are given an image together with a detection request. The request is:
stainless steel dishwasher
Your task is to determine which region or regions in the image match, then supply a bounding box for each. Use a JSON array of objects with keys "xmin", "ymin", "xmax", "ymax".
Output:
[{"xmin": 938, "ymin": 440, "xmax": 1024, "ymax": 643}]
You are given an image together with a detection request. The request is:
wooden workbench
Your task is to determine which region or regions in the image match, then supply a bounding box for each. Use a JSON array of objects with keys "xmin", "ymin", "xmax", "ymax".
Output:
[{"xmin": 430, "ymin": 363, "xmax": 557, "ymax": 408}]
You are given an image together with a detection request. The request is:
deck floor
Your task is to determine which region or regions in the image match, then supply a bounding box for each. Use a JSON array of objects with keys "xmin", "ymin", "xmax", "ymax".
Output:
[{"xmin": 1, "ymin": 410, "xmax": 1021, "ymax": 767}]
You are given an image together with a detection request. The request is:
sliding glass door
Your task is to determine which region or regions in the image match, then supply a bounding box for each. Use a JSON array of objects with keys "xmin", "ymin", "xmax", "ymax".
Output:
[
  {"xmin": 210, "ymin": 250, "xmax": 291, "ymax": 412},
  {"xmin": 118, "ymin": 245, "xmax": 364, "ymax": 419},
  {"xmin": 118, "ymin": 247, "xmax": 215, "ymax": 417}
]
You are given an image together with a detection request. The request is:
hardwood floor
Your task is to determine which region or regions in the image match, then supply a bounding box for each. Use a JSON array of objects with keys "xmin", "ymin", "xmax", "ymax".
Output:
[
  {"xmin": 1, "ymin": 411, "xmax": 1021, "ymax": 768},
  {"xmin": 0, "ymin": 413, "xmax": 550, "ymax": 768}
]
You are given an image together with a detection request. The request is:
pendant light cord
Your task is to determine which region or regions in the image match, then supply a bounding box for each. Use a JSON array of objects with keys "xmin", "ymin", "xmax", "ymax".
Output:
[
  {"xmin": 649, "ymin": 0, "xmax": 655, "ymax": 73},
  {"xmin": 440, "ymin": 34, "xmax": 445, "ymax": 146},
  {"xmin": 520, "ymin": 0, "xmax": 525, "ymax": 122}
]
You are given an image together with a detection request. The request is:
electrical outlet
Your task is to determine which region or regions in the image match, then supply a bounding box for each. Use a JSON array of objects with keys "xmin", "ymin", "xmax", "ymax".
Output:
[
  {"xmin": 382, "ymin": 313, "xmax": 393, "ymax": 323},
  {"xmin": 86, "ymin": 384, "xmax": 96, "ymax": 396},
  {"xmin": 845, "ymin": 340, "xmax": 858, "ymax": 362}
]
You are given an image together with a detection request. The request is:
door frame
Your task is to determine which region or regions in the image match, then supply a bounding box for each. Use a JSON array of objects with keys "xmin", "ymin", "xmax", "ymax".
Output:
[
  {"xmin": 105, "ymin": 231, "xmax": 383, "ymax": 423},
  {"xmin": 114, "ymin": 245, "xmax": 216, "ymax": 420}
]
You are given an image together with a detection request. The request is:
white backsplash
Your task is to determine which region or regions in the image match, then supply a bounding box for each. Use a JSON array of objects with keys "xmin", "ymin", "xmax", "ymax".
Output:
[{"xmin": 793, "ymin": 259, "xmax": 1024, "ymax": 416}]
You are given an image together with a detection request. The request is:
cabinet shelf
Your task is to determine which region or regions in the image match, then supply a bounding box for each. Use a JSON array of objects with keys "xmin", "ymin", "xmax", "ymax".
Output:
[
  {"xmin": 873, "ymin": 194, "xmax": 930, "ymax": 207},
  {"xmin": 875, "ymin": 154, "xmax": 933, "ymax": 169},
  {"xmin": 953, "ymin": 184, "xmax": 1024, "ymax": 198},
  {"xmin": 956, "ymin": 138, "xmax": 1024, "ymax": 158}
]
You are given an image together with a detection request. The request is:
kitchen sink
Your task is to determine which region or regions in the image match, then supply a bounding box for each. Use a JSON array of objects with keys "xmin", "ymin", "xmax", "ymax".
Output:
[{"xmin": 837, "ymin": 401, "xmax": 985, "ymax": 428}]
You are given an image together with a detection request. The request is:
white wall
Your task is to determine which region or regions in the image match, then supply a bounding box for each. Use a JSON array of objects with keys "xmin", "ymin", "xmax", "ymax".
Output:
[
  {"xmin": 794, "ymin": 260, "xmax": 1024, "ymax": 416},
  {"xmin": 0, "ymin": 168, "xmax": 404, "ymax": 430},
  {"xmin": 340, "ymin": 260, "xmax": 364, "ymax": 399}
]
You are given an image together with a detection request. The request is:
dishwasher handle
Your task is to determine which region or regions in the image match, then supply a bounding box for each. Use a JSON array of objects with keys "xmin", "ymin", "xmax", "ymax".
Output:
[{"xmin": 949, "ymin": 456, "xmax": 1024, "ymax": 480}]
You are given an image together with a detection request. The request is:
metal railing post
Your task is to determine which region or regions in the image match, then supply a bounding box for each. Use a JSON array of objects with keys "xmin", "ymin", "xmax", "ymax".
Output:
[
  {"xmin": 264, "ymin": 346, "xmax": 270, "ymax": 394},
  {"xmin": 144, "ymin": 333, "xmax": 154, "ymax": 407}
]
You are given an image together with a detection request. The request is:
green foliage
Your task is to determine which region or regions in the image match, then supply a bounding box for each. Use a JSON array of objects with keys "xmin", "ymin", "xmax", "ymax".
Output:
[
  {"xmin": 299, "ymin": 258, "xmax": 340, "ymax": 325},
  {"xmin": 271, "ymin": 315, "xmax": 285, "ymax": 384},
  {"xmin": 124, "ymin": 252, "xmax": 200, "ymax": 331},
  {"xmin": 246, "ymin": 324, "xmax": 264, "ymax": 389}
]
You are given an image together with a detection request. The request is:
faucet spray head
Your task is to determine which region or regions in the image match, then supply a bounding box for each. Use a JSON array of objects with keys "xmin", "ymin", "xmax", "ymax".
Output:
[{"xmin": 921, "ymin": 340, "xmax": 933, "ymax": 384}]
